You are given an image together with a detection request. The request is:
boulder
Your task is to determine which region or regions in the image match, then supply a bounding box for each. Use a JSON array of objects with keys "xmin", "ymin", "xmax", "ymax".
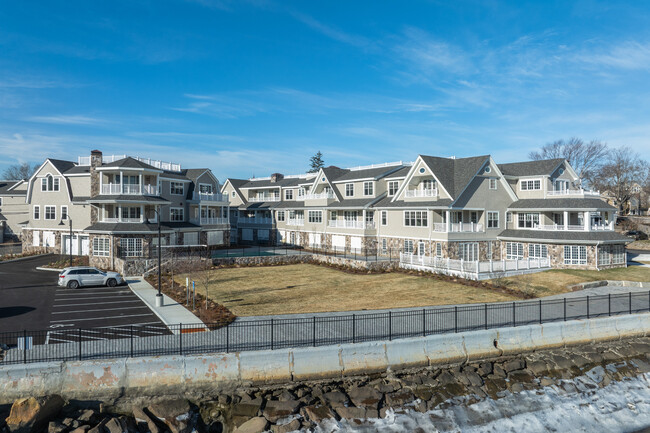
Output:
[
  {"xmin": 334, "ymin": 407, "xmax": 368, "ymax": 420},
  {"xmin": 69, "ymin": 426, "xmax": 90, "ymax": 433},
  {"xmin": 270, "ymin": 419, "xmax": 301, "ymax": 433},
  {"xmin": 347, "ymin": 387, "xmax": 382, "ymax": 409},
  {"xmin": 147, "ymin": 400, "xmax": 194, "ymax": 433},
  {"xmin": 503, "ymin": 359, "xmax": 525, "ymax": 373},
  {"xmin": 321, "ymin": 392, "xmax": 347, "ymax": 408},
  {"xmin": 262, "ymin": 400, "xmax": 299, "ymax": 423},
  {"xmin": 233, "ymin": 417, "xmax": 268, "ymax": 433},
  {"xmin": 77, "ymin": 410, "xmax": 98, "ymax": 425},
  {"xmin": 6, "ymin": 395, "xmax": 65, "ymax": 433},
  {"xmin": 384, "ymin": 390, "xmax": 415, "ymax": 408},
  {"xmin": 47, "ymin": 421, "xmax": 67, "ymax": 433},
  {"xmin": 231, "ymin": 399, "xmax": 263, "ymax": 418},
  {"xmin": 87, "ymin": 418, "xmax": 108, "ymax": 433},
  {"xmin": 132, "ymin": 407, "xmax": 163, "ymax": 433},
  {"xmin": 300, "ymin": 405, "xmax": 335, "ymax": 423}
]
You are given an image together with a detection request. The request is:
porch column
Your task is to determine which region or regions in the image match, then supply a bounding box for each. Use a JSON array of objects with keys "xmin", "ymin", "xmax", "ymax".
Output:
[
  {"xmin": 139, "ymin": 174, "xmax": 143, "ymax": 194},
  {"xmin": 118, "ymin": 205, "xmax": 122, "ymax": 222},
  {"xmin": 118, "ymin": 171, "xmax": 123, "ymax": 194},
  {"xmin": 446, "ymin": 210, "xmax": 450, "ymax": 232},
  {"xmin": 140, "ymin": 205, "xmax": 144, "ymax": 222},
  {"xmin": 584, "ymin": 211, "xmax": 590, "ymax": 231},
  {"xmin": 99, "ymin": 172, "xmax": 103, "ymax": 195},
  {"xmin": 362, "ymin": 209, "xmax": 366, "ymax": 228},
  {"xmin": 563, "ymin": 211, "xmax": 568, "ymax": 230}
]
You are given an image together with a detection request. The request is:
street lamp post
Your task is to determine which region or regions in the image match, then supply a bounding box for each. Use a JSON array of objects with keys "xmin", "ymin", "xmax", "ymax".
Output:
[
  {"xmin": 146, "ymin": 207, "xmax": 163, "ymax": 307},
  {"xmin": 58, "ymin": 218, "xmax": 73, "ymax": 267}
]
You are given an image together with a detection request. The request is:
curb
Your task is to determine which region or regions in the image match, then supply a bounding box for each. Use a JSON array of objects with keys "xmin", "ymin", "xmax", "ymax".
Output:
[
  {"xmin": 0, "ymin": 253, "xmax": 53, "ymax": 264},
  {"xmin": 36, "ymin": 266, "xmax": 62, "ymax": 272}
]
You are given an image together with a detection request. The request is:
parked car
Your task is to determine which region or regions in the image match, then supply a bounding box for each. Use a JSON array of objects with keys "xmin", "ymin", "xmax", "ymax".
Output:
[
  {"xmin": 625, "ymin": 230, "xmax": 649, "ymax": 240},
  {"xmin": 58, "ymin": 266, "xmax": 124, "ymax": 289}
]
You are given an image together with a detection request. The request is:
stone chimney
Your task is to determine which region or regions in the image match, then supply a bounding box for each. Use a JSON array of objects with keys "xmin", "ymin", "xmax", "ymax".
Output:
[
  {"xmin": 89, "ymin": 150, "xmax": 102, "ymax": 224},
  {"xmin": 270, "ymin": 173, "xmax": 284, "ymax": 183}
]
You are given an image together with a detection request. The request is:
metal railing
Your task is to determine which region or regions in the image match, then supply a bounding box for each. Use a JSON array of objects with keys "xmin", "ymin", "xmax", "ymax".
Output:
[
  {"xmin": 238, "ymin": 217, "xmax": 273, "ymax": 225},
  {"xmin": 432, "ymin": 222, "xmax": 484, "ymax": 232},
  {"xmin": 3, "ymin": 290, "xmax": 649, "ymax": 365},
  {"xmin": 400, "ymin": 253, "xmax": 551, "ymax": 278}
]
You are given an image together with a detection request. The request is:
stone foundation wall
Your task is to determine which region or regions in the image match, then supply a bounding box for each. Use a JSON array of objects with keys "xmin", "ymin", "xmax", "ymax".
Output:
[
  {"xmin": 21, "ymin": 229, "xmax": 63, "ymax": 254},
  {"xmin": 212, "ymin": 253, "xmax": 400, "ymax": 272}
]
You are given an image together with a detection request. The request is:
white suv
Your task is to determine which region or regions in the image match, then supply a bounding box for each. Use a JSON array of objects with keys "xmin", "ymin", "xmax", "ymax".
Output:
[{"xmin": 58, "ymin": 266, "xmax": 124, "ymax": 289}]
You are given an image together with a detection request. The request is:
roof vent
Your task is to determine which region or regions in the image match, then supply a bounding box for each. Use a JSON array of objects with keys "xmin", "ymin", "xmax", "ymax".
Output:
[{"xmin": 270, "ymin": 173, "xmax": 284, "ymax": 183}]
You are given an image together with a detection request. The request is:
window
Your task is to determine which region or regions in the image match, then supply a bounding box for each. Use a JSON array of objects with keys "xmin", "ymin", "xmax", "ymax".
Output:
[
  {"xmin": 365, "ymin": 211, "xmax": 374, "ymax": 225},
  {"xmin": 92, "ymin": 238, "xmax": 110, "ymax": 257},
  {"xmin": 388, "ymin": 181, "xmax": 399, "ymax": 196},
  {"xmin": 436, "ymin": 243, "xmax": 442, "ymax": 257},
  {"xmin": 33, "ymin": 205, "xmax": 40, "ymax": 220},
  {"xmin": 421, "ymin": 179, "xmax": 434, "ymax": 190},
  {"xmin": 487, "ymin": 211, "xmax": 499, "ymax": 228},
  {"xmin": 60, "ymin": 206, "xmax": 68, "ymax": 221},
  {"xmin": 330, "ymin": 211, "xmax": 337, "ymax": 221},
  {"xmin": 520, "ymin": 179, "xmax": 541, "ymax": 191},
  {"xmin": 170, "ymin": 208, "xmax": 184, "ymax": 222},
  {"xmin": 120, "ymin": 238, "xmax": 143, "ymax": 258},
  {"xmin": 489, "ymin": 178, "xmax": 497, "ymax": 190},
  {"xmin": 564, "ymin": 245, "xmax": 587, "ymax": 265},
  {"xmin": 363, "ymin": 181, "xmax": 374, "ymax": 196},
  {"xmin": 41, "ymin": 175, "xmax": 59, "ymax": 192},
  {"xmin": 121, "ymin": 207, "xmax": 141, "ymax": 220},
  {"xmin": 518, "ymin": 212, "xmax": 540, "ymax": 228},
  {"xmin": 0, "ymin": 197, "xmax": 2, "ymax": 207},
  {"xmin": 506, "ymin": 212, "xmax": 512, "ymax": 223},
  {"xmin": 45, "ymin": 205, "xmax": 56, "ymax": 220},
  {"xmin": 506, "ymin": 242, "xmax": 524, "ymax": 260},
  {"xmin": 470, "ymin": 211, "xmax": 478, "ymax": 223},
  {"xmin": 528, "ymin": 244, "xmax": 548, "ymax": 259},
  {"xmin": 404, "ymin": 240, "xmax": 414, "ymax": 254},
  {"xmin": 345, "ymin": 183, "xmax": 354, "ymax": 197},
  {"xmin": 404, "ymin": 211, "xmax": 428, "ymax": 227},
  {"xmin": 343, "ymin": 211, "xmax": 357, "ymax": 221},
  {"xmin": 298, "ymin": 188, "xmax": 305, "ymax": 199},
  {"xmin": 308, "ymin": 210, "xmax": 322, "ymax": 223},
  {"xmin": 381, "ymin": 210, "xmax": 387, "ymax": 226},
  {"xmin": 459, "ymin": 242, "xmax": 479, "ymax": 261},
  {"xmin": 487, "ymin": 241, "xmax": 493, "ymax": 260},
  {"xmin": 382, "ymin": 238, "xmax": 387, "ymax": 252},
  {"xmin": 170, "ymin": 182, "xmax": 184, "ymax": 195},
  {"xmin": 277, "ymin": 211, "xmax": 285, "ymax": 222},
  {"xmin": 199, "ymin": 184, "xmax": 212, "ymax": 194},
  {"xmin": 285, "ymin": 189, "xmax": 293, "ymax": 200},
  {"xmin": 231, "ymin": 191, "xmax": 235, "ymax": 198},
  {"xmin": 612, "ymin": 245, "xmax": 625, "ymax": 265}
]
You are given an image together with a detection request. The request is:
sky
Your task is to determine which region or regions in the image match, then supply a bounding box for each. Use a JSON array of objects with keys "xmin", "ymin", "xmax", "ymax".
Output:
[{"xmin": 1, "ymin": 0, "xmax": 650, "ymax": 181}]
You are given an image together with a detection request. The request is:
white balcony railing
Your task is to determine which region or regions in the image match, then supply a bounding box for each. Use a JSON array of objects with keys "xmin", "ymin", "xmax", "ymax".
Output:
[
  {"xmin": 192, "ymin": 192, "xmax": 228, "ymax": 202},
  {"xmin": 546, "ymin": 188, "xmax": 600, "ymax": 197},
  {"xmin": 101, "ymin": 184, "xmax": 159, "ymax": 196},
  {"xmin": 404, "ymin": 189, "xmax": 438, "ymax": 198},
  {"xmin": 432, "ymin": 222, "xmax": 484, "ymax": 233},
  {"xmin": 328, "ymin": 220, "xmax": 375, "ymax": 229},
  {"xmin": 190, "ymin": 217, "xmax": 228, "ymax": 225},
  {"xmin": 78, "ymin": 155, "xmax": 182, "ymax": 172},
  {"xmin": 531, "ymin": 223, "xmax": 613, "ymax": 231},
  {"xmin": 304, "ymin": 192, "xmax": 336, "ymax": 200},
  {"xmin": 287, "ymin": 218, "xmax": 305, "ymax": 226},
  {"xmin": 101, "ymin": 217, "xmax": 143, "ymax": 223},
  {"xmin": 239, "ymin": 217, "xmax": 273, "ymax": 225},
  {"xmin": 248, "ymin": 196, "xmax": 281, "ymax": 203}
]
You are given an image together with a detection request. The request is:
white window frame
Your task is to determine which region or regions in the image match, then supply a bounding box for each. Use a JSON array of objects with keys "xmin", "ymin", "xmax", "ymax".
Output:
[
  {"xmin": 120, "ymin": 238, "xmax": 143, "ymax": 258},
  {"xmin": 520, "ymin": 179, "xmax": 541, "ymax": 191},
  {"xmin": 33, "ymin": 205, "xmax": 40, "ymax": 220},
  {"xmin": 297, "ymin": 188, "xmax": 305, "ymax": 199},
  {"xmin": 277, "ymin": 210, "xmax": 285, "ymax": 222},
  {"xmin": 92, "ymin": 237, "xmax": 110, "ymax": 257},
  {"xmin": 308, "ymin": 210, "xmax": 322, "ymax": 223},
  {"xmin": 285, "ymin": 189, "xmax": 293, "ymax": 200},
  {"xmin": 345, "ymin": 183, "xmax": 354, "ymax": 197},
  {"xmin": 518, "ymin": 212, "xmax": 540, "ymax": 229},
  {"xmin": 198, "ymin": 183, "xmax": 213, "ymax": 194},
  {"xmin": 459, "ymin": 242, "xmax": 479, "ymax": 261},
  {"xmin": 435, "ymin": 243, "xmax": 442, "ymax": 257},
  {"xmin": 61, "ymin": 205, "xmax": 68, "ymax": 221},
  {"xmin": 382, "ymin": 238, "xmax": 388, "ymax": 252},
  {"xmin": 528, "ymin": 244, "xmax": 548, "ymax": 259},
  {"xmin": 363, "ymin": 181, "xmax": 374, "ymax": 196},
  {"xmin": 44, "ymin": 205, "xmax": 56, "ymax": 220},
  {"xmin": 489, "ymin": 178, "xmax": 497, "ymax": 190},
  {"xmin": 506, "ymin": 242, "xmax": 524, "ymax": 260},
  {"xmin": 388, "ymin": 181, "xmax": 399, "ymax": 196},
  {"xmin": 404, "ymin": 210, "xmax": 428, "ymax": 227},
  {"xmin": 170, "ymin": 181, "xmax": 184, "ymax": 195},
  {"xmin": 404, "ymin": 240, "xmax": 414, "ymax": 254},
  {"xmin": 381, "ymin": 210, "xmax": 387, "ymax": 226},
  {"xmin": 170, "ymin": 207, "xmax": 184, "ymax": 222},
  {"xmin": 330, "ymin": 211, "xmax": 337, "ymax": 221},
  {"xmin": 41, "ymin": 175, "xmax": 60, "ymax": 192},
  {"xmin": 564, "ymin": 245, "xmax": 587, "ymax": 265},
  {"xmin": 487, "ymin": 211, "xmax": 499, "ymax": 229}
]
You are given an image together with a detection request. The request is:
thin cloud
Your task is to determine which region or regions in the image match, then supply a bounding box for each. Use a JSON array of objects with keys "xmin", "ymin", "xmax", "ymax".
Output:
[
  {"xmin": 289, "ymin": 11, "xmax": 372, "ymax": 48},
  {"xmin": 25, "ymin": 115, "xmax": 107, "ymax": 126},
  {"xmin": 579, "ymin": 40, "xmax": 650, "ymax": 70}
]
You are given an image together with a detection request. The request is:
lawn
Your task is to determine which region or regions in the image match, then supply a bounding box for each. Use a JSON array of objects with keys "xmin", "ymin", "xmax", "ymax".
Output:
[
  {"xmin": 499, "ymin": 265, "xmax": 650, "ymax": 298},
  {"xmin": 629, "ymin": 240, "xmax": 650, "ymax": 250},
  {"xmin": 178, "ymin": 264, "xmax": 517, "ymax": 316}
]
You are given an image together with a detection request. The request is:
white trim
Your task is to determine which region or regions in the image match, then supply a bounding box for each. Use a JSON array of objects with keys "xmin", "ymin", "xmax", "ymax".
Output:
[
  {"xmin": 61, "ymin": 205, "xmax": 69, "ymax": 220},
  {"xmin": 519, "ymin": 178, "xmax": 543, "ymax": 191},
  {"xmin": 169, "ymin": 181, "xmax": 184, "ymax": 196},
  {"xmin": 392, "ymin": 156, "xmax": 452, "ymax": 202},
  {"xmin": 33, "ymin": 205, "xmax": 40, "ymax": 220}
]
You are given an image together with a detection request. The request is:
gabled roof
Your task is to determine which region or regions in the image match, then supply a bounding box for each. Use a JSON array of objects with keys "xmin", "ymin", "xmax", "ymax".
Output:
[
  {"xmin": 332, "ymin": 165, "xmax": 404, "ymax": 182},
  {"xmin": 420, "ymin": 155, "xmax": 490, "ymax": 199},
  {"xmin": 48, "ymin": 158, "xmax": 77, "ymax": 174},
  {"xmin": 240, "ymin": 177, "xmax": 306, "ymax": 188},
  {"xmin": 223, "ymin": 178, "xmax": 248, "ymax": 203},
  {"xmin": 498, "ymin": 158, "xmax": 565, "ymax": 177},
  {"xmin": 101, "ymin": 157, "xmax": 161, "ymax": 171},
  {"xmin": 0, "ymin": 181, "xmax": 25, "ymax": 195},
  {"xmin": 384, "ymin": 166, "xmax": 411, "ymax": 179},
  {"xmin": 373, "ymin": 195, "xmax": 453, "ymax": 208}
]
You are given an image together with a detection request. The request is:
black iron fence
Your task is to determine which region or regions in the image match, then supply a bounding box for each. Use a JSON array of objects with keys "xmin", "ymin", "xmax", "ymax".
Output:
[{"xmin": 1, "ymin": 290, "xmax": 649, "ymax": 365}]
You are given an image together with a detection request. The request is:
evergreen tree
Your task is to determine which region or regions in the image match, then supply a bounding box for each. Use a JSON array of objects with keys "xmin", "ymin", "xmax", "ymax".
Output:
[{"xmin": 308, "ymin": 151, "xmax": 325, "ymax": 173}]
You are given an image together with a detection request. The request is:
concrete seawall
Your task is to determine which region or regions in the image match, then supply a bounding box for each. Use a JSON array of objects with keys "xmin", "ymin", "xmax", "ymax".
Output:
[{"xmin": 1, "ymin": 313, "xmax": 649, "ymax": 404}]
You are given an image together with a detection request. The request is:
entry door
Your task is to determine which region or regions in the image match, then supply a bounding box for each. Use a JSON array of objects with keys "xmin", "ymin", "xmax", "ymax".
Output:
[
  {"xmin": 290, "ymin": 232, "xmax": 296, "ymax": 245},
  {"xmin": 451, "ymin": 212, "xmax": 462, "ymax": 223},
  {"xmin": 459, "ymin": 242, "xmax": 479, "ymax": 261},
  {"xmin": 418, "ymin": 241, "xmax": 426, "ymax": 263},
  {"xmin": 80, "ymin": 236, "xmax": 89, "ymax": 255}
]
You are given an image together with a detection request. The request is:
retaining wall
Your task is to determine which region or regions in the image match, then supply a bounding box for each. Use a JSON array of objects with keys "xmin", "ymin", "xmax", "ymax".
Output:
[
  {"xmin": 212, "ymin": 253, "xmax": 399, "ymax": 271},
  {"xmin": 1, "ymin": 313, "xmax": 648, "ymax": 404}
]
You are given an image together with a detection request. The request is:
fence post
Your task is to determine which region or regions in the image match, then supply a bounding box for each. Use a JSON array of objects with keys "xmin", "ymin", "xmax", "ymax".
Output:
[
  {"xmin": 422, "ymin": 309, "xmax": 426, "ymax": 337},
  {"xmin": 389, "ymin": 311, "xmax": 392, "ymax": 341},
  {"xmin": 512, "ymin": 302, "xmax": 516, "ymax": 327},
  {"xmin": 271, "ymin": 318, "xmax": 274, "ymax": 350},
  {"xmin": 609, "ymin": 293, "xmax": 611, "ymax": 316},
  {"xmin": 313, "ymin": 316, "xmax": 316, "ymax": 347},
  {"xmin": 587, "ymin": 296, "xmax": 590, "ymax": 319},
  {"xmin": 78, "ymin": 328, "xmax": 82, "ymax": 361},
  {"xmin": 23, "ymin": 330, "xmax": 27, "ymax": 364},
  {"xmin": 484, "ymin": 303, "xmax": 488, "ymax": 330},
  {"xmin": 629, "ymin": 292, "xmax": 632, "ymax": 314},
  {"xmin": 454, "ymin": 306, "xmax": 458, "ymax": 333},
  {"xmin": 539, "ymin": 299, "xmax": 542, "ymax": 324},
  {"xmin": 130, "ymin": 325, "xmax": 134, "ymax": 358},
  {"xmin": 563, "ymin": 297, "xmax": 567, "ymax": 321},
  {"xmin": 179, "ymin": 323, "xmax": 183, "ymax": 355},
  {"xmin": 226, "ymin": 324, "xmax": 229, "ymax": 353},
  {"xmin": 352, "ymin": 314, "xmax": 356, "ymax": 343}
]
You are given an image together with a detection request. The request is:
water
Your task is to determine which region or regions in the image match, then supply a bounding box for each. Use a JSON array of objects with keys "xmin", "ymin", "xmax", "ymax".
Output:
[{"xmin": 313, "ymin": 368, "xmax": 650, "ymax": 433}]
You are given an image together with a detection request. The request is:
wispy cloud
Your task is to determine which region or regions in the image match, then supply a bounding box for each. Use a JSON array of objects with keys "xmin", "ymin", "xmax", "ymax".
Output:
[
  {"xmin": 289, "ymin": 11, "xmax": 373, "ymax": 48},
  {"xmin": 579, "ymin": 40, "xmax": 650, "ymax": 70},
  {"xmin": 25, "ymin": 115, "xmax": 107, "ymax": 125}
]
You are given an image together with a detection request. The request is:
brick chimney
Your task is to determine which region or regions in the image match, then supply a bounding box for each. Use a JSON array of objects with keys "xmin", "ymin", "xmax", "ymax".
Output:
[
  {"xmin": 89, "ymin": 150, "xmax": 102, "ymax": 224},
  {"xmin": 270, "ymin": 173, "xmax": 284, "ymax": 183}
]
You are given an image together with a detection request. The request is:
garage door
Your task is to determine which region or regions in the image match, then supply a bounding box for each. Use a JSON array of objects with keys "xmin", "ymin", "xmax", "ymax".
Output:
[
  {"xmin": 351, "ymin": 236, "xmax": 362, "ymax": 251},
  {"xmin": 258, "ymin": 229, "xmax": 269, "ymax": 240},
  {"xmin": 184, "ymin": 232, "xmax": 199, "ymax": 245},
  {"xmin": 207, "ymin": 231, "xmax": 224, "ymax": 246},
  {"xmin": 332, "ymin": 235, "xmax": 345, "ymax": 249},
  {"xmin": 308, "ymin": 233, "xmax": 320, "ymax": 246},
  {"xmin": 242, "ymin": 229, "xmax": 253, "ymax": 241}
]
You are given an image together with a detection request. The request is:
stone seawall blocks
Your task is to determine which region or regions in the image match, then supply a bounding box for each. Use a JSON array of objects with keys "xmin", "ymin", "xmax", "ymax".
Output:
[
  {"xmin": 385, "ymin": 337, "xmax": 429, "ymax": 368},
  {"xmin": 291, "ymin": 346, "xmax": 343, "ymax": 381},
  {"xmin": 61, "ymin": 359, "xmax": 126, "ymax": 399}
]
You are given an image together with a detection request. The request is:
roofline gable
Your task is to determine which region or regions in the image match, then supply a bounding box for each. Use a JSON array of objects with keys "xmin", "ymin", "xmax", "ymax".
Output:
[{"xmin": 391, "ymin": 155, "xmax": 452, "ymax": 202}]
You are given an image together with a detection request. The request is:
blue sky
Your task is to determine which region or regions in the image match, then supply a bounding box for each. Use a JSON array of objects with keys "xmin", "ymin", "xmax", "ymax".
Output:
[{"xmin": 1, "ymin": 0, "xmax": 650, "ymax": 180}]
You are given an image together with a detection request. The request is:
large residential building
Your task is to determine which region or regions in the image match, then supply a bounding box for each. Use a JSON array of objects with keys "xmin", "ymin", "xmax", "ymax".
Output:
[
  {"xmin": 223, "ymin": 155, "xmax": 629, "ymax": 271},
  {"xmin": 0, "ymin": 179, "xmax": 29, "ymax": 242},
  {"xmin": 20, "ymin": 150, "xmax": 230, "ymax": 269}
]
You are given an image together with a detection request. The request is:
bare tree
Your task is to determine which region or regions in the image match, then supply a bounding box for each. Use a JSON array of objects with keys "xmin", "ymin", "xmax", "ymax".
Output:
[
  {"xmin": 197, "ymin": 263, "xmax": 217, "ymax": 310},
  {"xmin": 592, "ymin": 146, "xmax": 649, "ymax": 212},
  {"xmin": 2, "ymin": 162, "xmax": 39, "ymax": 180},
  {"xmin": 528, "ymin": 138, "xmax": 608, "ymax": 186}
]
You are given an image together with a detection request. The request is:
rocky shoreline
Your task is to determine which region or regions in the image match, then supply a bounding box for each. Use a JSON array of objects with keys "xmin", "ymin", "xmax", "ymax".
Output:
[{"xmin": 2, "ymin": 336, "xmax": 650, "ymax": 433}]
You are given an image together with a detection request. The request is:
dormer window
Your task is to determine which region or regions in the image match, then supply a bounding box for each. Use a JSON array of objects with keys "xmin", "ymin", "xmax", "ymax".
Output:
[
  {"xmin": 363, "ymin": 181, "xmax": 374, "ymax": 196},
  {"xmin": 285, "ymin": 189, "xmax": 293, "ymax": 200},
  {"xmin": 298, "ymin": 188, "xmax": 305, "ymax": 198},
  {"xmin": 421, "ymin": 179, "xmax": 435, "ymax": 191},
  {"xmin": 41, "ymin": 175, "xmax": 60, "ymax": 192}
]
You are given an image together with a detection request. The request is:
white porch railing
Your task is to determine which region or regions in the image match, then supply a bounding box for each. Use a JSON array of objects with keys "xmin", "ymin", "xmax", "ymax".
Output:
[
  {"xmin": 248, "ymin": 196, "xmax": 281, "ymax": 202},
  {"xmin": 78, "ymin": 155, "xmax": 182, "ymax": 172},
  {"xmin": 328, "ymin": 220, "xmax": 375, "ymax": 229},
  {"xmin": 400, "ymin": 253, "xmax": 551, "ymax": 280},
  {"xmin": 287, "ymin": 218, "xmax": 305, "ymax": 226},
  {"xmin": 531, "ymin": 223, "xmax": 613, "ymax": 231},
  {"xmin": 304, "ymin": 192, "xmax": 336, "ymax": 200},
  {"xmin": 240, "ymin": 217, "xmax": 273, "ymax": 225},
  {"xmin": 190, "ymin": 217, "xmax": 228, "ymax": 225},
  {"xmin": 450, "ymin": 222, "xmax": 483, "ymax": 232},
  {"xmin": 404, "ymin": 189, "xmax": 438, "ymax": 198},
  {"xmin": 192, "ymin": 192, "xmax": 228, "ymax": 202},
  {"xmin": 101, "ymin": 217, "xmax": 143, "ymax": 223},
  {"xmin": 101, "ymin": 184, "xmax": 159, "ymax": 196},
  {"xmin": 547, "ymin": 188, "xmax": 600, "ymax": 197}
]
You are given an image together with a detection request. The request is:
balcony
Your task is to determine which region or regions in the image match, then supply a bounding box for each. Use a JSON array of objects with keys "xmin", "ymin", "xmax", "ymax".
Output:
[
  {"xmin": 101, "ymin": 184, "xmax": 159, "ymax": 196},
  {"xmin": 248, "ymin": 196, "xmax": 281, "ymax": 203},
  {"xmin": 192, "ymin": 192, "xmax": 228, "ymax": 202},
  {"xmin": 433, "ymin": 222, "xmax": 484, "ymax": 233},
  {"xmin": 328, "ymin": 220, "xmax": 375, "ymax": 229},
  {"xmin": 405, "ymin": 189, "xmax": 438, "ymax": 198},
  {"xmin": 546, "ymin": 188, "xmax": 600, "ymax": 197},
  {"xmin": 101, "ymin": 217, "xmax": 145, "ymax": 223},
  {"xmin": 304, "ymin": 192, "xmax": 336, "ymax": 200},
  {"xmin": 190, "ymin": 217, "xmax": 229, "ymax": 225},
  {"xmin": 530, "ymin": 221, "xmax": 615, "ymax": 231},
  {"xmin": 287, "ymin": 218, "xmax": 305, "ymax": 226},
  {"xmin": 239, "ymin": 217, "xmax": 273, "ymax": 225}
]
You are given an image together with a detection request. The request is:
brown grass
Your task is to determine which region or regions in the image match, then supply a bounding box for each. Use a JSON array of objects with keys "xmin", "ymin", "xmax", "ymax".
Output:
[
  {"xmin": 629, "ymin": 240, "xmax": 650, "ymax": 250},
  {"xmin": 177, "ymin": 264, "xmax": 518, "ymax": 316}
]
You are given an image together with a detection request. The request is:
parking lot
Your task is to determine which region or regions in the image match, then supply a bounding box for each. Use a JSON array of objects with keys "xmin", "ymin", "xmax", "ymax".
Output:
[{"xmin": 0, "ymin": 255, "xmax": 170, "ymax": 344}]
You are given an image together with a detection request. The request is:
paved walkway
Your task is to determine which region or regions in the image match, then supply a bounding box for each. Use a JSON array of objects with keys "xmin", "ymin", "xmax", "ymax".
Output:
[{"xmin": 127, "ymin": 277, "xmax": 205, "ymax": 334}]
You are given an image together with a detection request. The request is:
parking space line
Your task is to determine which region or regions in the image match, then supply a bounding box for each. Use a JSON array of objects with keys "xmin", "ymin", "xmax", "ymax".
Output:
[
  {"xmin": 51, "ymin": 313, "xmax": 155, "ymax": 323},
  {"xmin": 91, "ymin": 321, "xmax": 164, "ymax": 329},
  {"xmin": 52, "ymin": 300, "xmax": 142, "ymax": 308},
  {"xmin": 53, "ymin": 296, "xmax": 137, "ymax": 302},
  {"xmin": 55, "ymin": 290, "xmax": 132, "ymax": 296},
  {"xmin": 52, "ymin": 306, "xmax": 148, "ymax": 315}
]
